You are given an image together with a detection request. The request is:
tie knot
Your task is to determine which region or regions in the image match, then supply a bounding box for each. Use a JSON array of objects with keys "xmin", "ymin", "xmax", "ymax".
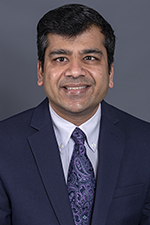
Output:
[{"xmin": 71, "ymin": 127, "xmax": 86, "ymax": 145}]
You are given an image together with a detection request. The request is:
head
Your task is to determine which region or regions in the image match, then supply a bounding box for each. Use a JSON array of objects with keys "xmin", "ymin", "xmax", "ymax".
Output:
[
  {"xmin": 37, "ymin": 4, "xmax": 115, "ymax": 74},
  {"xmin": 37, "ymin": 4, "xmax": 115, "ymax": 125}
]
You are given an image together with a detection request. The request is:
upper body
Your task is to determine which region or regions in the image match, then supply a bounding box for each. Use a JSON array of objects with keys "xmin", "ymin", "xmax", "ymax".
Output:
[
  {"xmin": 1, "ymin": 3, "xmax": 150, "ymax": 225},
  {"xmin": 0, "ymin": 98, "xmax": 150, "ymax": 225}
]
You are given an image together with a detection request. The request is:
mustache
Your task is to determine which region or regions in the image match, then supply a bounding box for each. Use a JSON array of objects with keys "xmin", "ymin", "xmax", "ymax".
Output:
[{"xmin": 59, "ymin": 76, "xmax": 94, "ymax": 86}]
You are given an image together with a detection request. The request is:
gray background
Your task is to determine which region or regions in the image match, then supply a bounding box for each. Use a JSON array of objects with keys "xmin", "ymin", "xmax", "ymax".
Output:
[{"xmin": 0, "ymin": 0, "xmax": 150, "ymax": 122}]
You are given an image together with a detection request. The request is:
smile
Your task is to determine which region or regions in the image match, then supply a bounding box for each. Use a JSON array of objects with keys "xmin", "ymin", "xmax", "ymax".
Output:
[{"xmin": 65, "ymin": 86, "xmax": 87, "ymax": 90}]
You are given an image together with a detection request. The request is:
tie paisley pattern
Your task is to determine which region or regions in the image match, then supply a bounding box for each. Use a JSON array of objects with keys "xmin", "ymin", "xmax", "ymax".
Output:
[{"xmin": 67, "ymin": 127, "xmax": 95, "ymax": 225}]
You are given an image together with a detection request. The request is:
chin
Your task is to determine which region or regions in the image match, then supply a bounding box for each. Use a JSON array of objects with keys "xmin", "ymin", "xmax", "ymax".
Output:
[{"xmin": 66, "ymin": 104, "xmax": 85, "ymax": 113}]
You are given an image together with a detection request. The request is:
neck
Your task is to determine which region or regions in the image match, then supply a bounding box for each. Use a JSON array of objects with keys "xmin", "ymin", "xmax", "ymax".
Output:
[{"xmin": 50, "ymin": 105, "xmax": 100, "ymax": 126}]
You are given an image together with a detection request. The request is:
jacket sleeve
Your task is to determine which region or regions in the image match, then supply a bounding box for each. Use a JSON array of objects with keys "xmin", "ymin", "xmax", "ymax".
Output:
[
  {"xmin": 140, "ymin": 188, "xmax": 150, "ymax": 224},
  {"xmin": 0, "ymin": 178, "xmax": 11, "ymax": 225}
]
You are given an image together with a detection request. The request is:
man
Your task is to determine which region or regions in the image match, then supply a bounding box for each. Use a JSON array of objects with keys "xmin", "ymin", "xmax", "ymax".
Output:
[{"xmin": 0, "ymin": 4, "xmax": 150, "ymax": 225}]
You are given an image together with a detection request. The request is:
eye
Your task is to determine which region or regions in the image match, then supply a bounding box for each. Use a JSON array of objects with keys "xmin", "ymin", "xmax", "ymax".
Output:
[
  {"xmin": 54, "ymin": 57, "xmax": 68, "ymax": 62},
  {"xmin": 84, "ymin": 56, "xmax": 98, "ymax": 61}
]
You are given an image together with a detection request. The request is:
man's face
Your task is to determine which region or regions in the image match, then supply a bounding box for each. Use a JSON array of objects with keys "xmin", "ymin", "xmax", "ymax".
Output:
[{"xmin": 37, "ymin": 25, "xmax": 114, "ymax": 125}]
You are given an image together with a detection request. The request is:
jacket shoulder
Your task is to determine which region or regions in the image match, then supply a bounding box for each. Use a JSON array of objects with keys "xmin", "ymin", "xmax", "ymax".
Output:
[
  {"xmin": 0, "ymin": 98, "xmax": 49, "ymax": 133},
  {"xmin": 102, "ymin": 101, "xmax": 150, "ymax": 137},
  {"xmin": 0, "ymin": 108, "xmax": 35, "ymax": 136}
]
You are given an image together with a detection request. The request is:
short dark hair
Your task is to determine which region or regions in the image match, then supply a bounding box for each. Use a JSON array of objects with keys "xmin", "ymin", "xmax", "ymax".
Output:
[{"xmin": 37, "ymin": 4, "xmax": 116, "ymax": 73}]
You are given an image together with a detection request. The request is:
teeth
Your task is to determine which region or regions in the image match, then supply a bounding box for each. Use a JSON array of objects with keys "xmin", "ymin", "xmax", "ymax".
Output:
[{"xmin": 66, "ymin": 86, "xmax": 87, "ymax": 90}]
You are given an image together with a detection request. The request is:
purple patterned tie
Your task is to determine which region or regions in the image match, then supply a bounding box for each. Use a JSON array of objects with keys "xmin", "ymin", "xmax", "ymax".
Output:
[{"xmin": 67, "ymin": 127, "xmax": 95, "ymax": 225}]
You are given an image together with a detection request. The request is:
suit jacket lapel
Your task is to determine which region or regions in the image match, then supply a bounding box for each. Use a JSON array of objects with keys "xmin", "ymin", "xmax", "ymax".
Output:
[
  {"xmin": 28, "ymin": 98, "xmax": 74, "ymax": 225},
  {"xmin": 92, "ymin": 101, "xmax": 125, "ymax": 225}
]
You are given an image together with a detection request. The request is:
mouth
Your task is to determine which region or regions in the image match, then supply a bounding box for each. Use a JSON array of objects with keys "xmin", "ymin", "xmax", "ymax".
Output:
[
  {"xmin": 64, "ymin": 86, "xmax": 88, "ymax": 90},
  {"xmin": 61, "ymin": 85, "xmax": 90, "ymax": 95}
]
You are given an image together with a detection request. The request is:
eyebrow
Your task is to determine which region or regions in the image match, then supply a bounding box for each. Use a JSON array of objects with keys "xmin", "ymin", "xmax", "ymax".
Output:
[
  {"xmin": 80, "ymin": 48, "xmax": 103, "ymax": 57},
  {"xmin": 48, "ymin": 48, "xmax": 103, "ymax": 57},
  {"xmin": 49, "ymin": 49, "xmax": 71, "ymax": 57}
]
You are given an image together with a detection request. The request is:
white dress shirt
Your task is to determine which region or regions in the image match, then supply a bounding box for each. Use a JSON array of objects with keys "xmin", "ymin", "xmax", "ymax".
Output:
[{"xmin": 49, "ymin": 104, "xmax": 101, "ymax": 182}]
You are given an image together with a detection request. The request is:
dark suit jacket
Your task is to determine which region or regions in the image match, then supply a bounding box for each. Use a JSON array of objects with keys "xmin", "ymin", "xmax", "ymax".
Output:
[{"xmin": 0, "ymin": 98, "xmax": 150, "ymax": 225}]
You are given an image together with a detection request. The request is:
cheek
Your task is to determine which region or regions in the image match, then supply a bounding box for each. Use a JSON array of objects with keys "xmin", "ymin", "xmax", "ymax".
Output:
[
  {"xmin": 92, "ymin": 68, "xmax": 109, "ymax": 86},
  {"xmin": 43, "ymin": 69, "xmax": 62, "ymax": 94},
  {"xmin": 43, "ymin": 68, "xmax": 56, "ymax": 83}
]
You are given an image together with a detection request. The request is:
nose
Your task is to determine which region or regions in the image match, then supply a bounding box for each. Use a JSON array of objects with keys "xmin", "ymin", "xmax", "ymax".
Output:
[{"xmin": 64, "ymin": 59, "xmax": 86, "ymax": 78}]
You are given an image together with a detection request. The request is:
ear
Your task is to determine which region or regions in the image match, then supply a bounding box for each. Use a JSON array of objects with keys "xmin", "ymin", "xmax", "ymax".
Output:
[
  {"xmin": 108, "ymin": 63, "xmax": 114, "ymax": 89},
  {"xmin": 37, "ymin": 60, "xmax": 44, "ymax": 86}
]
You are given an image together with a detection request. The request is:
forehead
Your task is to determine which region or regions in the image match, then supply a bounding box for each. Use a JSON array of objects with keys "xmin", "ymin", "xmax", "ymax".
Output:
[{"xmin": 46, "ymin": 25, "xmax": 105, "ymax": 51}]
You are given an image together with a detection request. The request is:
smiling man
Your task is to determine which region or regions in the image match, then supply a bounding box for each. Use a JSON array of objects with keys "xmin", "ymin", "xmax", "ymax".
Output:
[{"xmin": 0, "ymin": 4, "xmax": 150, "ymax": 225}]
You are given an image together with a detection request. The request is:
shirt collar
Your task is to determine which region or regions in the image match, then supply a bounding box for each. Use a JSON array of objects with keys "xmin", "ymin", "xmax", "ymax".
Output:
[
  {"xmin": 79, "ymin": 106, "xmax": 101, "ymax": 151},
  {"xmin": 49, "ymin": 104, "xmax": 101, "ymax": 152}
]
